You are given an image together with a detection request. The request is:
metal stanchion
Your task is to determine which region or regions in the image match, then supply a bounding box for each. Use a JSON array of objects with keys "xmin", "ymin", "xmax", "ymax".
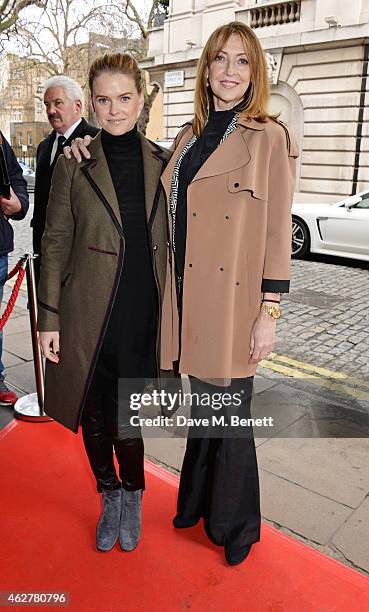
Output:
[{"xmin": 14, "ymin": 254, "xmax": 52, "ymax": 422}]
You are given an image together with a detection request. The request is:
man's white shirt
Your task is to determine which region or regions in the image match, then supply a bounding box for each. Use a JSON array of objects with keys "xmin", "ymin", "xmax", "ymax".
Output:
[{"xmin": 49, "ymin": 118, "xmax": 82, "ymax": 165}]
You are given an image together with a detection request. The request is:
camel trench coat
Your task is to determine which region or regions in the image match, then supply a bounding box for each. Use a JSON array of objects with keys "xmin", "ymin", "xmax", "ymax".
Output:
[
  {"xmin": 37, "ymin": 132, "xmax": 171, "ymax": 433},
  {"xmin": 160, "ymin": 116, "xmax": 299, "ymax": 380}
]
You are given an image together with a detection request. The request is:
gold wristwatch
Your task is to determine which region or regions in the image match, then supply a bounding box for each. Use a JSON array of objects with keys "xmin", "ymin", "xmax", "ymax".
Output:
[{"xmin": 260, "ymin": 303, "xmax": 281, "ymax": 320}]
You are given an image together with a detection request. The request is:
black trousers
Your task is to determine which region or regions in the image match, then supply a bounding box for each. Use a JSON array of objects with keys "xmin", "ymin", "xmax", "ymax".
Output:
[
  {"xmin": 81, "ymin": 367, "xmax": 145, "ymax": 493},
  {"xmin": 176, "ymin": 376, "xmax": 261, "ymax": 548}
]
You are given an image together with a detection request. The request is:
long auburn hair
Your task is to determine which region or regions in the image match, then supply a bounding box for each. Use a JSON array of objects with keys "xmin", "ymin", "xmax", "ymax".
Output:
[{"xmin": 193, "ymin": 22, "xmax": 271, "ymax": 137}]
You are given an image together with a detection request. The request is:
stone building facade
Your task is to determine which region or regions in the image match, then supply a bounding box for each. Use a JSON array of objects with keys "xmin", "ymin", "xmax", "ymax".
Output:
[
  {"xmin": 0, "ymin": 53, "xmax": 50, "ymax": 160},
  {"xmin": 144, "ymin": 0, "xmax": 369, "ymax": 202}
]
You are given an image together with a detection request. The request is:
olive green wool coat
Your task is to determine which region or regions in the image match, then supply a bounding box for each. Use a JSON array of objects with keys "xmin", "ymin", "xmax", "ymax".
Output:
[{"xmin": 37, "ymin": 132, "xmax": 171, "ymax": 433}]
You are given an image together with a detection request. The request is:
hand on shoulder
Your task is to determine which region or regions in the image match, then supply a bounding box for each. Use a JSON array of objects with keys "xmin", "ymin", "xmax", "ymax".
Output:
[{"xmin": 63, "ymin": 135, "xmax": 93, "ymax": 163}]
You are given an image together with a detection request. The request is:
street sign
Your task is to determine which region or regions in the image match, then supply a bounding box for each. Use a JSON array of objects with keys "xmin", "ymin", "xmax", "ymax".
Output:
[{"xmin": 165, "ymin": 70, "xmax": 184, "ymax": 88}]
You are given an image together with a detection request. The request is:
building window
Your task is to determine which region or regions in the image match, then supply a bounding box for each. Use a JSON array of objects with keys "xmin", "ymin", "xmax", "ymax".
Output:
[
  {"xmin": 13, "ymin": 111, "xmax": 22, "ymax": 122},
  {"xmin": 27, "ymin": 132, "xmax": 33, "ymax": 145},
  {"xmin": 36, "ymin": 85, "xmax": 43, "ymax": 94},
  {"xmin": 12, "ymin": 69, "xmax": 24, "ymax": 79},
  {"xmin": 13, "ymin": 87, "xmax": 21, "ymax": 99},
  {"xmin": 36, "ymin": 102, "xmax": 42, "ymax": 112},
  {"xmin": 17, "ymin": 133, "xmax": 23, "ymax": 146}
]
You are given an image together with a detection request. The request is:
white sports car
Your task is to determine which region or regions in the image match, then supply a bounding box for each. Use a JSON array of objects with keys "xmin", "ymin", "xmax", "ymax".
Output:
[{"xmin": 292, "ymin": 190, "xmax": 369, "ymax": 262}]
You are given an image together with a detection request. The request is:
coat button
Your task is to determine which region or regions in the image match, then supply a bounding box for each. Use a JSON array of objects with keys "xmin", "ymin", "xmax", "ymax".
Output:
[
  {"xmin": 189, "ymin": 263, "xmax": 192, "ymax": 267},
  {"xmin": 225, "ymin": 215, "xmax": 229, "ymax": 220},
  {"xmin": 153, "ymin": 244, "xmax": 158, "ymax": 251},
  {"xmin": 236, "ymin": 282, "xmax": 240, "ymax": 286},
  {"xmin": 220, "ymin": 267, "xmax": 224, "ymax": 271},
  {"xmin": 234, "ymin": 182, "xmax": 239, "ymax": 188},
  {"xmin": 193, "ymin": 212, "xmax": 197, "ymax": 217}
]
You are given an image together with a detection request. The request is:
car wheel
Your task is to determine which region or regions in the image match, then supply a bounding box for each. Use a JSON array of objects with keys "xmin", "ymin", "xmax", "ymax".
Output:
[{"xmin": 292, "ymin": 216, "xmax": 310, "ymax": 259}]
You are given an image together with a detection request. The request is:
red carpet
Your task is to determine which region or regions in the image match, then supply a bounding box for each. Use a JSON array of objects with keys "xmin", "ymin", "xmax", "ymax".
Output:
[{"xmin": 1, "ymin": 420, "xmax": 368, "ymax": 612}]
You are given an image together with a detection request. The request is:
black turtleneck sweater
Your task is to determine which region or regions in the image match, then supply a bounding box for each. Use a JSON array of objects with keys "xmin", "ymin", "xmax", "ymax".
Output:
[
  {"xmin": 175, "ymin": 104, "xmax": 241, "ymax": 278},
  {"xmin": 96, "ymin": 126, "xmax": 158, "ymax": 379}
]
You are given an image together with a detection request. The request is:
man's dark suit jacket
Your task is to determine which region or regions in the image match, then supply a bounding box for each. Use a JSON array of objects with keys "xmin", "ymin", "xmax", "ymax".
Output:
[{"xmin": 32, "ymin": 117, "xmax": 99, "ymax": 278}]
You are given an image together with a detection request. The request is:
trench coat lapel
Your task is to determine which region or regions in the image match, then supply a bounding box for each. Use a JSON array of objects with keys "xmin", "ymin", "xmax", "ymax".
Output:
[
  {"xmin": 192, "ymin": 118, "xmax": 265, "ymax": 182},
  {"xmin": 161, "ymin": 117, "xmax": 266, "ymax": 195},
  {"xmin": 191, "ymin": 126, "xmax": 251, "ymax": 183},
  {"xmin": 139, "ymin": 133, "xmax": 167, "ymax": 223},
  {"xmin": 80, "ymin": 131, "xmax": 122, "ymax": 229}
]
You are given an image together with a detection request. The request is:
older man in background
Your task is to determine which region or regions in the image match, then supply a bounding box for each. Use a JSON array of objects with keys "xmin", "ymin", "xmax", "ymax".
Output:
[{"xmin": 32, "ymin": 75, "xmax": 98, "ymax": 284}]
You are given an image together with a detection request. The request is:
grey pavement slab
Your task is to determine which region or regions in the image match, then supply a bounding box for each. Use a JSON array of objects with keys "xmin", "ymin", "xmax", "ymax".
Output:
[
  {"xmin": 255, "ymin": 438, "xmax": 269, "ymax": 447},
  {"xmin": 253, "ymin": 376, "xmax": 279, "ymax": 394},
  {"xmin": 145, "ymin": 436, "xmax": 186, "ymax": 473},
  {"xmin": 281, "ymin": 412, "xmax": 369, "ymax": 438},
  {"xmin": 259, "ymin": 470, "xmax": 352, "ymax": 545},
  {"xmin": 256, "ymin": 438, "xmax": 369, "ymax": 508},
  {"xmin": 332, "ymin": 497, "xmax": 369, "ymax": 573},
  {"xmin": 251, "ymin": 382, "xmax": 321, "ymax": 438},
  {"xmin": 5, "ymin": 361, "xmax": 36, "ymax": 394},
  {"xmin": 2, "ymin": 350, "xmax": 24, "ymax": 368},
  {"xmin": 4, "ymin": 313, "xmax": 31, "ymax": 335},
  {"xmin": 3, "ymin": 330, "xmax": 33, "ymax": 362},
  {"xmin": 252, "ymin": 378, "xmax": 369, "ymax": 435}
]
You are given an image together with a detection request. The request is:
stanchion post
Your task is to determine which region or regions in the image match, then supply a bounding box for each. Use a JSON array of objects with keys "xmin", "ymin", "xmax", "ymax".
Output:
[
  {"xmin": 13, "ymin": 254, "xmax": 51, "ymax": 422},
  {"xmin": 25, "ymin": 254, "xmax": 45, "ymax": 415}
]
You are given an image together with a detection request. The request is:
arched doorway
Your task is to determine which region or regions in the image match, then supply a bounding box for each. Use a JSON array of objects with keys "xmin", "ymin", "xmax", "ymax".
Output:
[{"xmin": 269, "ymin": 81, "xmax": 303, "ymax": 191}]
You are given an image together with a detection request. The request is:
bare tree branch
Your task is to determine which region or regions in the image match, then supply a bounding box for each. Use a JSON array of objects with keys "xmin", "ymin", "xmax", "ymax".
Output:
[
  {"xmin": 0, "ymin": 0, "xmax": 46, "ymax": 34},
  {"xmin": 123, "ymin": 0, "xmax": 147, "ymax": 39}
]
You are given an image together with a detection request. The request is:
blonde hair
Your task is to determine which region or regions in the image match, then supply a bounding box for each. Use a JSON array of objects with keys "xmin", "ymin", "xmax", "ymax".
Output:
[
  {"xmin": 88, "ymin": 52, "xmax": 143, "ymax": 95},
  {"xmin": 193, "ymin": 22, "xmax": 271, "ymax": 136}
]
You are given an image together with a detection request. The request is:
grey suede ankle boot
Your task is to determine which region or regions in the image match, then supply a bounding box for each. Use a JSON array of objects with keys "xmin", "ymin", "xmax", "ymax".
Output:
[
  {"xmin": 119, "ymin": 489, "xmax": 142, "ymax": 551},
  {"xmin": 96, "ymin": 488, "xmax": 122, "ymax": 552}
]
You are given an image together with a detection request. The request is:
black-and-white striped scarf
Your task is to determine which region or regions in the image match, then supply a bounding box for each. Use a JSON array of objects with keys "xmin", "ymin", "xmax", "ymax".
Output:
[{"xmin": 170, "ymin": 113, "xmax": 240, "ymax": 251}]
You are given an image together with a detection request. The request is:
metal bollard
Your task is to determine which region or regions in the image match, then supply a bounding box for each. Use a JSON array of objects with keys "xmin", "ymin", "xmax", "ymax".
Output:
[{"xmin": 14, "ymin": 254, "xmax": 52, "ymax": 422}]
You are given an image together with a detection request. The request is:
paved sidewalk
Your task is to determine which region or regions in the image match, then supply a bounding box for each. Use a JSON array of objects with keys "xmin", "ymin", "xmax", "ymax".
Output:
[{"xmin": 2, "ymin": 269, "xmax": 369, "ymax": 578}]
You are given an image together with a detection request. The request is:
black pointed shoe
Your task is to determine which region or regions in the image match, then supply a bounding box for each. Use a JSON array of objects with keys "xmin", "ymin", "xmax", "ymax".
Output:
[
  {"xmin": 173, "ymin": 515, "xmax": 200, "ymax": 528},
  {"xmin": 225, "ymin": 543, "xmax": 252, "ymax": 566},
  {"xmin": 96, "ymin": 488, "xmax": 122, "ymax": 552}
]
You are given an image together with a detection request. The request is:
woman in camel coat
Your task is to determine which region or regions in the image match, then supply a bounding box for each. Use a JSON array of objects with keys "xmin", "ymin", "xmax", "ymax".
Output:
[{"xmin": 160, "ymin": 22, "xmax": 298, "ymax": 566}]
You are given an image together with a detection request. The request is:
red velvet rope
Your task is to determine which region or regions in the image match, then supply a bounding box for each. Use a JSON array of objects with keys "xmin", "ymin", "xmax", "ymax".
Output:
[
  {"xmin": 0, "ymin": 261, "xmax": 26, "ymax": 331},
  {"xmin": 7, "ymin": 259, "xmax": 24, "ymax": 280}
]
